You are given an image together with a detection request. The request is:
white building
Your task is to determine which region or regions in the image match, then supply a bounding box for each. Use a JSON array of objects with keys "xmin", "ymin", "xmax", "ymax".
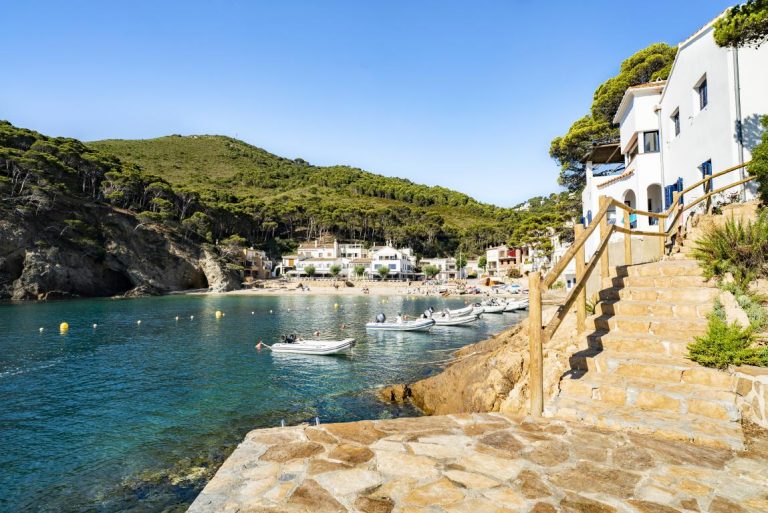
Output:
[
  {"xmin": 582, "ymin": 12, "xmax": 767, "ymax": 248},
  {"xmin": 419, "ymin": 257, "xmax": 459, "ymax": 281},
  {"xmin": 370, "ymin": 245, "xmax": 417, "ymax": 280}
]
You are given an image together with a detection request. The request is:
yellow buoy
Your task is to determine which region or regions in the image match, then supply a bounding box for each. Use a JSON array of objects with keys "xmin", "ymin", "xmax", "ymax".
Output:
[
  {"xmin": 59, "ymin": 322, "xmax": 69, "ymax": 333},
  {"xmin": 215, "ymin": 310, "xmax": 222, "ymax": 319},
  {"xmin": 334, "ymin": 303, "xmax": 339, "ymax": 309}
]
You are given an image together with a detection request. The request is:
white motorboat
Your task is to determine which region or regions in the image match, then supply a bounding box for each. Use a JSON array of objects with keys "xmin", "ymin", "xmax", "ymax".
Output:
[
  {"xmin": 471, "ymin": 305, "xmax": 485, "ymax": 316},
  {"xmin": 432, "ymin": 313, "xmax": 479, "ymax": 326},
  {"xmin": 269, "ymin": 338, "xmax": 356, "ymax": 355},
  {"xmin": 447, "ymin": 305, "xmax": 473, "ymax": 316},
  {"xmin": 504, "ymin": 299, "xmax": 529, "ymax": 312},
  {"xmin": 365, "ymin": 318, "xmax": 435, "ymax": 331},
  {"xmin": 481, "ymin": 303, "xmax": 506, "ymax": 313}
]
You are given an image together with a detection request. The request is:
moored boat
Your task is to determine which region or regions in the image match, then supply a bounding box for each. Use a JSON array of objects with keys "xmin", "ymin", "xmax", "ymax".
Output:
[
  {"xmin": 269, "ymin": 338, "xmax": 356, "ymax": 355},
  {"xmin": 504, "ymin": 298, "xmax": 529, "ymax": 311},
  {"xmin": 471, "ymin": 305, "xmax": 485, "ymax": 316},
  {"xmin": 432, "ymin": 313, "xmax": 479, "ymax": 326},
  {"xmin": 481, "ymin": 303, "xmax": 506, "ymax": 313},
  {"xmin": 365, "ymin": 318, "xmax": 435, "ymax": 331},
  {"xmin": 447, "ymin": 305, "xmax": 473, "ymax": 316}
]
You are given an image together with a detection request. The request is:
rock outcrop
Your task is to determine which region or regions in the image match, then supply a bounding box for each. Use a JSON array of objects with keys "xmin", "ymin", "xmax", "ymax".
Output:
[
  {"xmin": 0, "ymin": 204, "xmax": 240, "ymax": 301},
  {"xmin": 380, "ymin": 306, "xmax": 580, "ymax": 417}
]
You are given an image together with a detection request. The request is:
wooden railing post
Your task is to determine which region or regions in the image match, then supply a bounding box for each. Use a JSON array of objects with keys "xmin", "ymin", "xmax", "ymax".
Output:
[
  {"xmin": 575, "ymin": 223, "xmax": 586, "ymax": 334},
  {"xmin": 528, "ymin": 271, "xmax": 543, "ymax": 416},
  {"xmin": 623, "ymin": 208, "xmax": 632, "ymax": 266},
  {"xmin": 658, "ymin": 213, "xmax": 665, "ymax": 257},
  {"xmin": 672, "ymin": 192, "xmax": 681, "ymax": 248},
  {"xmin": 599, "ymin": 196, "xmax": 610, "ymax": 281}
]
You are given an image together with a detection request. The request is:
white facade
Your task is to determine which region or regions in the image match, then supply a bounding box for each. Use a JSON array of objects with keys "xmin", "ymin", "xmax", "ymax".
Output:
[
  {"xmin": 582, "ymin": 13, "xmax": 767, "ymax": 249},
  {"xmin": 659, "ymin": 21, "xmax": 767, "ymax": 210},
  {"xmin": 419, "ymin": 257, "xmax": 459, "ymax": 281},
  {"xmin": 370, "ymin": 246, "xmax": 417, "ymax": 279}
]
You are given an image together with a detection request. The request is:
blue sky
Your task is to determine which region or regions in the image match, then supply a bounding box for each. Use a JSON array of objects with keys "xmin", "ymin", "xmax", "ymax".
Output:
[{"xmin": 0, "ymin": 0, "xmax": 736, "ymax": 206}]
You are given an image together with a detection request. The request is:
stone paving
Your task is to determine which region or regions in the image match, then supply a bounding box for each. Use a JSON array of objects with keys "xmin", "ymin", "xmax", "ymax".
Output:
[{"xmin": 187, "ymin": 413, "xmax": 768, "ymax": 513}]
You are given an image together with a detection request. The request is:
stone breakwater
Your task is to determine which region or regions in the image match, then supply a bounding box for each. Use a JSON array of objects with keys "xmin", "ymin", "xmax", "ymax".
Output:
[{"xmin": 187, "ymin": 413, "xmax": 768, "ymax": 513}]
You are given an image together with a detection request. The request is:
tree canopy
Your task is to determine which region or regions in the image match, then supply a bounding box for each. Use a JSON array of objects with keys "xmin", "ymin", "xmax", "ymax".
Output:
[
  {"xmin": 714, "ymin": 0, "xmax": 768, "ymax": 48},
  {"xmin": 549, "ymin": 43, "xmax": 677, "ymax": 192}
]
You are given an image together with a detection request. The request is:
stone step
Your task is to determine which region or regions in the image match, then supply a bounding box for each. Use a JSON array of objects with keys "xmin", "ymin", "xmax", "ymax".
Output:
[
  {"xmin": 555, "ymin": 381, "xmax": 738, "ymax": 424},
  {"xmin": 566, "ymin": 352, "xmax": 736, "ymax": 389},
  {"xmin": 587, "ymin": 331, "xmax": 690, "ymax": 356},
  {"xmin": 596, "ymin": 299, "xmax": 712, "ymax": 319},
  {"xmin": 608, "ymin": 260, "xmax": 703, "ymax": 278},
  {"xmin": 550, "ymin": 397, "xmax": 744, "ymax": 450},
  {"xmin": 590, "ymin": 315, "xmax": 708, "ymax": 337},
  {"xmin": 603, "ymin": 274, "xmax": 710, "ymax": 289},
  {"xmin": 598, "ymin": 286, "xmax": 719, "ymax": 303}
]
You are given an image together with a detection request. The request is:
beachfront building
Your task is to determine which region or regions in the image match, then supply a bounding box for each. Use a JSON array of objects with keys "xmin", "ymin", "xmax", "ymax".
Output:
[
  {"xmin": 581, "ymin": 12, "xmax": 767, "ymax": 247},
  {"xmin": 419, "ymin": 257, "xmax": 459, "ymax": 281},
  {"xmin": 549, "ymin": 235, "xmax": 576, "ymax": 289},
  {"xmin": 370, "ymin": 245, "xmax": 418, "ymax": 280},
  {"xmin": 242, "ymin": 248, "xmax": 272, "ymax": 281},
  {"xmin": 465, "ymin": 259, "xmax": 481, "ymax": 278},
  {"xmin": 485, "ymin": 245, "xmax": 529, "ymax": 278},
  {"xmin": 280, "ymin": 237, "xmax": 417, "ymax": 279}
]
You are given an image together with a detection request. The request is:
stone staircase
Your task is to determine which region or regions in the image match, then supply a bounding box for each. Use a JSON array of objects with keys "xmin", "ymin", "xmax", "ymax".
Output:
[{"xmin": 547, "ymin": 258, "xmax": 745, "ymax": 450}]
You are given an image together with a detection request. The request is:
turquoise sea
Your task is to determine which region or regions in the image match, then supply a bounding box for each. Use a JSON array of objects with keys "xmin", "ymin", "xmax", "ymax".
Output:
[{"xmin": 0, "ymin": 293, "xmax": 523, "ymax": 512}]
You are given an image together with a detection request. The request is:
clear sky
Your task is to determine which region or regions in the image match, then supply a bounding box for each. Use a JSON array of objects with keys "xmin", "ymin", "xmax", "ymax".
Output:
[{"xmin": 0, "ymin": 0, "xmax": 736, "ymax": 206}]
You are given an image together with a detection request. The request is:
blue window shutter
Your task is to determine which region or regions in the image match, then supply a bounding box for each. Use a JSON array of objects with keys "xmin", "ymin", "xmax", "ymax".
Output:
[
  {"xmin": 677, "ymin": 178, "xmax": 684, "ymax": 205},
  {"xmin": 587, "ymin": 210, "xmax": 592, "ymax": 224},
  {"xmin": 664, "ymin": 185, "xmax": 674, "ymax": 209}
]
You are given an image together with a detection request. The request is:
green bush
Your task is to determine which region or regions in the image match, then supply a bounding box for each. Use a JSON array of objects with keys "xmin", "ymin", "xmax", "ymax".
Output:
[
  {"xmin": 688, "ymin": 300, "xmax": 768, "ymax": 369},
  {"xmin": 720, "ymin": 282, "xmax": 768, "ymax": 331},
  {"xmin": 692, "ymin": 212, "xmax": 768, "ymax": 287}
]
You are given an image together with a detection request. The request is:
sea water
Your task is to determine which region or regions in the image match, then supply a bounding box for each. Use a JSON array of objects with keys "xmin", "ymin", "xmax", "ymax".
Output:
[{"xmin": 0, "ymin": 293, "xmax": 523, "ymax": 512}]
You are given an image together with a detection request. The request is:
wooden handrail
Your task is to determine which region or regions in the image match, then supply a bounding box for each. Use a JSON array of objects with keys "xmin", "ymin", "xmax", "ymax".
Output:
[
  {"xmin": 541, "ymin": 198, "xmax": 611, "ymax": 290},
  {"xmin": 609, "ymin": 198, "xmax": 667, "ymax": 219},
  {"xmin": 682, "ymin": 175, "xmax": 754, "ymax": 213},
  {"xmin": 542, "ymin": 224, "xmax": 614, "ymax": 343},
  {"xmin": 527, "ymin": 159, "xmax": 754, "ymax": 417}
]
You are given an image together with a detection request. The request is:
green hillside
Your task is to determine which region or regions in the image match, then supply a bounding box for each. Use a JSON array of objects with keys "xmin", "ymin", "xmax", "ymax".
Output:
[{"xmin": 90, "ymin": 134, "xmax": 578, "ymax": 257}]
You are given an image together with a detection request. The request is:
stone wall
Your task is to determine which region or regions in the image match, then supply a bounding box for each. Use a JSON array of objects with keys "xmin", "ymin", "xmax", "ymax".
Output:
[{"xmin": 734, "ymin": 366, "xmax": 768, "ymax": 429}]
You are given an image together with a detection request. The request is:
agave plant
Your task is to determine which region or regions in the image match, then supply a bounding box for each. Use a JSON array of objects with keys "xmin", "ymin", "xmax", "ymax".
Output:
[{"xmin": 692, "ymin": 212, "xmax": 768, "ymax": 287}]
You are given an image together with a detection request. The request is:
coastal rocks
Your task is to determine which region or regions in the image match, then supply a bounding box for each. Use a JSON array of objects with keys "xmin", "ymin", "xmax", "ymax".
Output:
[
  {"xmin": 379, "ymin": 305, "xmax": 576, "ymax": 418},
  {"xmin": 0, "ymin": 204, "xmax": 241, "ymax": 301},
  {"xmin": 187, "ymin": 413, "xmax": 768, "ymax": 513}
]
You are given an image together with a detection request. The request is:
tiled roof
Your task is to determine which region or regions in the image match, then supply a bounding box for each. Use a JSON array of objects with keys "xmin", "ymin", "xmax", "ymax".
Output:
[{"xmin": 597, "ymin": 169, "xmax": 635, "ymax": 189}]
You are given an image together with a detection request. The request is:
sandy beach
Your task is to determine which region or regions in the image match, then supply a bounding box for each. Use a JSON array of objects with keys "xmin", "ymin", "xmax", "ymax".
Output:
[{"xmin": 190, "ymin": 278, "xmax": 533, "ymax": 299}]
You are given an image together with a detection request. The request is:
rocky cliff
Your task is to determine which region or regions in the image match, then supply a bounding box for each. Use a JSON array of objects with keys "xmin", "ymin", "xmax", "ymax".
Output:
[
  {"xmin": 0, "ymin": 121, "xmax": 241, "ymax": 301},
  {"xmin": 0, "ymin": 204, "xmax": 241, "ymax": 301},
  {"xmin": 380, "ymin": 306, "xmax": 580, "ymax": 416}
]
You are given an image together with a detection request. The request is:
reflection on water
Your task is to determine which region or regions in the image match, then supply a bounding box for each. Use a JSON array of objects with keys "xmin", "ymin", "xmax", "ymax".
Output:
[{"xmin": 0, "ymin": 293, "xmax": 524, "ymax": 512}]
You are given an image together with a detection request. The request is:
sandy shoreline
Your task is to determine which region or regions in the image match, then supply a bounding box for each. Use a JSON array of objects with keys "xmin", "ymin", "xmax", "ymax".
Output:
[{"xmin": 188, "ymin": 279, "xmax": 534, "ymax": 299}]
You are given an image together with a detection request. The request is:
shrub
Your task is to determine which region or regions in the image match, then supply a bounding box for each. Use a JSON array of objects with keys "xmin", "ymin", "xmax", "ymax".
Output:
[
  {"xmin": 507, "ymin": 267, "xmax": 522, "ymax": 279},
  {"xmin": 692, "ymin": 212, "xmax": 768, "ymax": 287},
  {"xmin": 304, "ymin": 265, "xmax": 316, "ymax": 277},
  {"xmin": 551, "ymin": 280, "xmax": 565, "ymax": 290},
  {"xmin": 688, "ymin": 300, "xmax": 768, "ymax": 369},
  {"xmin": 329, "ymin": 264, "xmax": 342, "ymax": 278}
]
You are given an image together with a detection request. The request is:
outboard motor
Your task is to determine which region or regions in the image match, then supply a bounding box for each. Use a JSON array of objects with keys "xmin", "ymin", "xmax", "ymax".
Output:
[
  {"xmin": 375, "ymin": 313, "xmax": 386, "ymax": 323},
  {"xmin": 281, "ymin": 334, "xmax": 297, "ymax": 343}
]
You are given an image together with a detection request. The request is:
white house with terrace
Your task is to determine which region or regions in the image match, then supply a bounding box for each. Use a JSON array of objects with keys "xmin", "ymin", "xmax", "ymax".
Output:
[{"xmin": 582, "ymin": 12, "xmax": 768, "ymax": 254}]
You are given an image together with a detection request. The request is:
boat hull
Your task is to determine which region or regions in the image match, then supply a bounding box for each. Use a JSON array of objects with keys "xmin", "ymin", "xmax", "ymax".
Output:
[
  {"xmin": 482, "ymin": 304, "xmax": 506, "ymax": 313},
  {"xmin": 270, "ymin": 338, "xmax": 356, "ymax": 355},
  {"xmin": 504, "ymin": 300, "xmax": 529, "ymax": 312},
  {"xmin": 447, "ymin": 305, "xmax": 473, "ymax": 316},
  {"xmin": 433, "ymin": 314, "xmax": 479, "ymax": 326},
  {"xmin": 365, "ymin": 319, "xmax": 435, "ymax": 331}
]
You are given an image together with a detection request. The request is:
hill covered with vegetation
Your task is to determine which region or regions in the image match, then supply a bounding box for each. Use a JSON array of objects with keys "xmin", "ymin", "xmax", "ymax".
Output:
[{"xmin": 90, "ymin": 134, "xmax": 579, "ymax": 257}]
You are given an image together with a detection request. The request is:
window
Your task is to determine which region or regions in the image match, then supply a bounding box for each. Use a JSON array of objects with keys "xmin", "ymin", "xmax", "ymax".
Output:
[
  {"xmin": 697, "ymin": 77, "xmax": 708, "ymax": 110},
  {"xmin": 643, "ymin": 131, "xmax": 660, "ymax": 153},
  {"xmin": 671, "ymin": 109, "xmax": 680, "ymax": 136}
]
